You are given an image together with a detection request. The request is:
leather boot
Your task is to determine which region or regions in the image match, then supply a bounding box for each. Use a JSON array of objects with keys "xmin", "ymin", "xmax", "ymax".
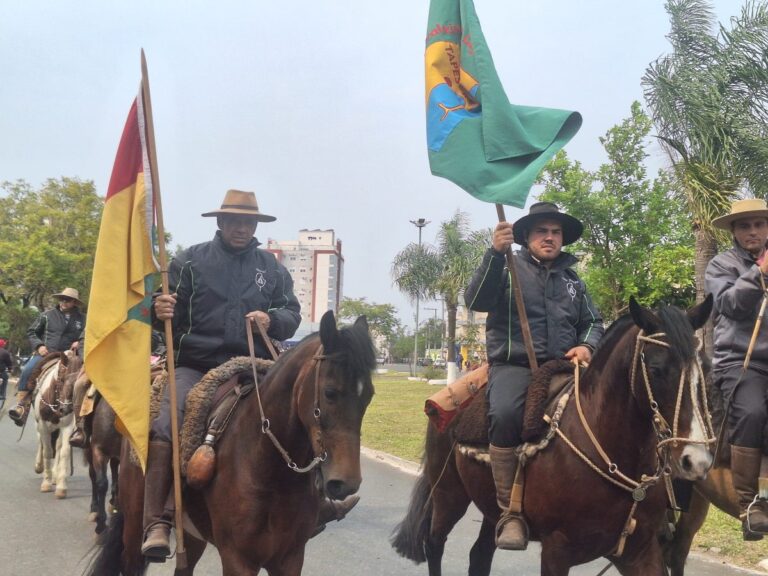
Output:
[
  {"xmin": 489, "ymin": 444, "xmax": 528, "ymax": 550},
  {"xmin": 8, "ymin": 391, "xmax": 31, "ymax": 427},
  {"xmin": 141, "ymin": 441, "xmax": 174, "ymax": 561},
  {"xmin": 310, "ymin": 494, "xmax": 360, "ymax": 538},
  {"xmin": 731, "ymin": 445, "xmax": 768, "ymax": 540},
  {"xmin": 69, "ymin": 417, "xmax": 87, "ymax": 449}
]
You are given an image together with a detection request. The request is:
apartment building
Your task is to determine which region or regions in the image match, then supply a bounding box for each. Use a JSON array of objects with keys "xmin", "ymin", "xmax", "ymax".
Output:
[{"xmin": 266, "ymin": 230, "xmax": 343, "ymax": 336}]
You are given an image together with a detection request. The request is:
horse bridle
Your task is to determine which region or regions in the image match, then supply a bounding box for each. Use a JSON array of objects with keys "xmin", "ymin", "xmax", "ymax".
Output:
[
  {"xmin": 246, "ymin": 321, "xmax": 328, "ymax": 474},
  {"xmin": 39, "ymin": 354, "xmax": 75, "ymax": 418},
  {"xmin": 552, "ymin": 329, "xmax": 715, "ymax": 556}
]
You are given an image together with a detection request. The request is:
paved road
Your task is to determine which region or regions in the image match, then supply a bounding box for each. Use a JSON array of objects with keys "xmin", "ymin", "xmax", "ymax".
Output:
[{"xmin": 0, "ymin": 404, "xmax": 756, "ymax": 575}]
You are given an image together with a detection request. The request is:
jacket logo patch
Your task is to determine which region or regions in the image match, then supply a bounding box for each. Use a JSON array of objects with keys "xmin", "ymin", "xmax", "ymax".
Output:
[
  {"xmin": 563, "ymin": 279, "xmax": 577, "ymax": 301},
  {"xmin": 255, "ymin": 268, "xmax": 267, "ymax": 291}
]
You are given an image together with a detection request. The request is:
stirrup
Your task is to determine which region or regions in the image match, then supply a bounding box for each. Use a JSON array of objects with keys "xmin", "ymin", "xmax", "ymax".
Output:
[
  {"xmin": 744, "ymin": 495, "xmax": 768, "ymax": 540},
  {"xmin": 9, "ymin": 404, "xmax": 27, "ymax": 426}
]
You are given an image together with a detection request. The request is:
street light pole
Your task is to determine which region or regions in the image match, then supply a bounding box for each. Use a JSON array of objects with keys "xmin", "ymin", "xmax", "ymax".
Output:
[
  {"xmin": 424, "ymin": 307, "xmax": 438, "ymax": 358},
  {"xmin": 410, "ymin": 218, "xmax": 430, "ymax": 376}
]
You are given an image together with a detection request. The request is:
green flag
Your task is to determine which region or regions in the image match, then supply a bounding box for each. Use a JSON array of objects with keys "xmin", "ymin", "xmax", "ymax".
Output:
[{"xmin": 425, "ymin": 0, "xmax": 582, "ymax": 207}]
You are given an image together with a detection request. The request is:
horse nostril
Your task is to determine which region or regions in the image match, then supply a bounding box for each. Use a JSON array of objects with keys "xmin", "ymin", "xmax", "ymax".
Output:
[
  {"xmin": 325, "ymin": 479, "xmax": 347, "ymax": 500},
  {"xmin": 682, "ymin": 454, "xmax": 692, "ymax": 471}
]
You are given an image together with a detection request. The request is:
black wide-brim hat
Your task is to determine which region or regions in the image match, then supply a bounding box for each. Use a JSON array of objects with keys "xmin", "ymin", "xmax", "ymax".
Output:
[{"xmin": 513, "ymin": 201, "xmax": 584, "ymax": 246}]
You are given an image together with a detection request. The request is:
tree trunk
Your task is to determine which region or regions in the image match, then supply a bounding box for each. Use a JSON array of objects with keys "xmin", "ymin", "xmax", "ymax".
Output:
[
  {"xmin": 694, "ymin": 225, "xmax": 723, "ymax": 428},
  {"xmin": 446, "ymin": 303, "xmax": 458, "ymax": 385}
]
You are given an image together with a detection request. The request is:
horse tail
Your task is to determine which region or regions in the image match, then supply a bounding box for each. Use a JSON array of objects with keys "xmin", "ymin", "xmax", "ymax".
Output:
[
  {"xmin": 390, "ymin": 467, "xmax": 432, "ymax": 563},
  {"xmin": 84, "ymin": 511, "xmax": 146, "ymax": 576}
]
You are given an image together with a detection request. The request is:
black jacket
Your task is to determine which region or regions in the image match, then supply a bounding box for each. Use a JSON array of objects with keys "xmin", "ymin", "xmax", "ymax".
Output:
[
  {"xmin": 27, "ymin": 306, "xmax": 86, "ymax": 353},
  {"xmin": 163, "ymin": 232, "xmax": 301, "ymax": 371},
  {"xmin": 465, "ymin": 247, "xmax": 604, "ymax": 366}
]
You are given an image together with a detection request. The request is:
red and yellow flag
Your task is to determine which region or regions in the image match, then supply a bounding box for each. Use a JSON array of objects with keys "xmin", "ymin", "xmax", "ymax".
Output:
[{"xmin": 85, "ymin": 85, "xmax": 158, "ymax": 470}]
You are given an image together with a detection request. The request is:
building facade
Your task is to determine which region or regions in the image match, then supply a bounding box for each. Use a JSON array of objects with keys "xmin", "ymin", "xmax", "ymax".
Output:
[{"xmin": 266, "ymin": 229, "xmax": 343, "ymax": 337}]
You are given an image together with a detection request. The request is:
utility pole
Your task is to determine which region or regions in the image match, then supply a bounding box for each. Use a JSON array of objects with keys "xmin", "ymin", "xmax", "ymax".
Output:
[{"xmin": 410, "ymin": 218, "xmax": 430, "ymax": 376}]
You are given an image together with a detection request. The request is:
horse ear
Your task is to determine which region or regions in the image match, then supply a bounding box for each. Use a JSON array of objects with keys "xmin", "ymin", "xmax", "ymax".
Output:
[
  {"xmin": 629, "ymin": 296, "xmax": 659, "ymax": 333},
  {"xmin": 687, "ymin": 293, "xmax": 713, "ymax": 330},
  {"xmin": 320, "ymin": 310, "xmax": 340, "ymax": 352},
  {"xmin": 353, "ymin": 315, "xmax": 369, "ymax": 333}
]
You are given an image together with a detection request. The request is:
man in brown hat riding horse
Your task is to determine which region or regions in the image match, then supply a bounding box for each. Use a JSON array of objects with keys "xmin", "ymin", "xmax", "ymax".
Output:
[
  {"xmin": 706, "ymin": 198, "xmax": 768, "ymax": 540},
  {"xmin": 9, "ymin": 287, "xmax": 86, "ymax": 426},
  {"xmin": 464, "ymin": 201, "xmax": 604, "ymax": 550},
  {"xmin": 143, "ymin": 190, "xmax": 358, "ymax": 562}
]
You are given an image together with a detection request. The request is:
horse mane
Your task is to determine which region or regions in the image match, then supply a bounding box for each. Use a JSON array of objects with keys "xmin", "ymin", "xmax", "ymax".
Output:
[
  {"xmin": 269, "ymin": 319, "xmax": 376, "ymax": 385},
  {"xmin": 590, "ymin": 304, "xmax": 695, "ymax": 376}
]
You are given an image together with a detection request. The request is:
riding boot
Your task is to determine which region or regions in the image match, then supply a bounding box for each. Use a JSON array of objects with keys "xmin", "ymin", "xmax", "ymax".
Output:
[
  {"xmin": 142, "ymin": 441, "xmax": 174, "ymax": 561},
  {"xmin": 69, "ymin": 416, "xmax": 87, "ymax": 449},
  {"xmin": 310, "ymin": 494, "xmax": 360, "ymax": 538},
  {"xmin": 489, "ymin": 444, "xmax": 529, "ymax": 550},
  {"xmin": 8, "ymin": 391, "xmax": 31, "ymax": 427},
  {"xmin": 731, "ymin": 445, "xmax": 768, "ymax": 540}
]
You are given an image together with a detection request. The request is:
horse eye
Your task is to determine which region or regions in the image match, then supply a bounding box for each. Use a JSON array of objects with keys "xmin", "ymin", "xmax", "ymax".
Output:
[{"xmin": 324, "ymin": 387, "xmax": 340, "ymax": 402}]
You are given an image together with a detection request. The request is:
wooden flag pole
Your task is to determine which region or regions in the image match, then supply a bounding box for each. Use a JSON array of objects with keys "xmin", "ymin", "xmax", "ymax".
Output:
[
  {"xmin": 141, "ymin": 49, "xmax": 187, "ymax": 569},
  {"xmin": 495, "ymin": 204, "xmax": 538, "ymax": 370}
]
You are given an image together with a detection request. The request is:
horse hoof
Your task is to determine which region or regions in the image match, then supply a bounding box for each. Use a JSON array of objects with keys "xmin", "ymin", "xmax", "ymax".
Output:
[
  {"xmin": 88, "ymin": 512, "xmax": 98, "ymax": 522},
  {"xmin": 55, "ymin": 488, "xmax": 67, "ymax": 499},
  {"xmin": 40, "ymin": 481, "xmax": 53, "ymax": 493}
]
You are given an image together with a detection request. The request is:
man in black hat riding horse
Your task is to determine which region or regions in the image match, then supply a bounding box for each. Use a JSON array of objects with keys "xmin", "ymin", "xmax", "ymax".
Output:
[{"xmin": 465, "ymin": 201, "xmax": 604, "ymax": 550}]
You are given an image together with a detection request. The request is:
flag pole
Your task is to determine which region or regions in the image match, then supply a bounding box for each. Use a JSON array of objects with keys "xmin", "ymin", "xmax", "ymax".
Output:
[
  {"xmin": 495, "ymin": 203, "xmax": 538, "ymax": 370},
  {"xmin": 140, "ymin": 49, "xmax": 187, "ymax": 569}
]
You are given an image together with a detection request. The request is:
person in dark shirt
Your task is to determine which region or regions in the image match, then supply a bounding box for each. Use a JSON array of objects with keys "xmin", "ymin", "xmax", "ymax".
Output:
[
  {"xmin": 0, "ymin": 339, "xmax": 13, "ymax": 401},
  {"xmin": 9, "ymin": 288, "xmax": 85, "ymax": 426}
]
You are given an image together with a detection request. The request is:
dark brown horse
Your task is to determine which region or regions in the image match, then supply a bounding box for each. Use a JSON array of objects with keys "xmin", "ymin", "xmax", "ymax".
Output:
[
  {"xmin": 87, "ymin": 396, "xmax": 122, "ymax": 536},
  {"xmin": 86, "ymin": 310, "xmax": 375, "ymax": 575},
  {"xmin": 393, "ymin": 297, "xmax": 714, "ymax": 576}
]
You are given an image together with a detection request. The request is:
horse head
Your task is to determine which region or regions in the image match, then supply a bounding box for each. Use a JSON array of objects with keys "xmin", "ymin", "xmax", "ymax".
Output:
[
  {"xmin": 628, "ymin": 295, "xmax": 714, "ymax": 481},
  {"xmin": 300, "ymin": 310, "xmax": 376, "ymax": 501}
]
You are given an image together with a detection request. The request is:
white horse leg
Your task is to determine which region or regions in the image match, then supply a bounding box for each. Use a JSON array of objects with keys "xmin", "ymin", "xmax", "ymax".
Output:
[
  {"xmin": 34, "ymin": 428, "xmax": 44, "ymax": 475},
  {"xmin": 39, "ymin": 422, "xmax": 55, "ymax": 493},
  {"xmin": 55, "ymin": 415, "xmax": 73, "ymax": 498}
]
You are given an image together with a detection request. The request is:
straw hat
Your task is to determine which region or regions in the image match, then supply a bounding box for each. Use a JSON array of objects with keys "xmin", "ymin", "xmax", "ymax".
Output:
[
  {"xmin": 201, "ymin": 190, "xmax": 276, "ymax": 222},
  {"xmin": 712, "ymin": 198, "xmax": 768, "ymax": 230},
  {"xmin": 52, "ymin": 287, "xmax": 82, "ymax": 305},
  {"xmin": 513, "ymin": 201, "xmax": 584, "ymax": 246}
]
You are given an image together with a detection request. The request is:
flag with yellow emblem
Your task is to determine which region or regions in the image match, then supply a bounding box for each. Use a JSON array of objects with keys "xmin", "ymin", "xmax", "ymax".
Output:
[
  {"xmin": 85, "ymin": 84, "xmax": 158, "ymax": 470},
  {"xmin": 426, "ymin": 0, "xmax": 582, "ymax": 207}
]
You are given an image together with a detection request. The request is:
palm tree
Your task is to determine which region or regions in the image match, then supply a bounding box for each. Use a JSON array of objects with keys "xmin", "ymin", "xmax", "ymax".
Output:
[
  {"xmin": 392, "ymin": 211, "xmax": 490, "ymax": 381},
  {"xmin": 643, "ymin": 0, "xmax": 768, "ymax": 310}
]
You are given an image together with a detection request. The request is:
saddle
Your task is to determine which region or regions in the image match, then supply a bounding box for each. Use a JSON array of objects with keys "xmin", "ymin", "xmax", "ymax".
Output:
[
  {"xmin": 136, "ymin": 356, "xmax": 274, "ymax": 480},
  {"xmin": 452, "ymin": 359, "xmax": 576, "ymax": 449}
]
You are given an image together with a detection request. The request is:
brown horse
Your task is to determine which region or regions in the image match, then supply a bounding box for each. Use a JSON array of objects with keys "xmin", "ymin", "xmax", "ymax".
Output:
[
  {"xmin": 85, "ymin": 395, "xmax": 122, "ymax": 536},
  {"xmin": 392, "ymin": 297, "xmax": 714, "ymax": 576},
  {"xmin": 86, "ymin": 310, "xmax": 375, "ymax": 575}
]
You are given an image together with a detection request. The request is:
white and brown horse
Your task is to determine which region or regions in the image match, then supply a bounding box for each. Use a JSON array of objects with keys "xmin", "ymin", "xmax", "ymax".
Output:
[{"xmin": 32, "ymin": 351, "xmax": 82, "ymax": 498}]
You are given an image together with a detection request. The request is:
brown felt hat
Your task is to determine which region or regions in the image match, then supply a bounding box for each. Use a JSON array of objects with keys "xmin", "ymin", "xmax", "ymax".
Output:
[
  {"xmin": 513, "ymin": 202, "xmax": 583, "ymax": 246},
  {"xmin": 51, "ymin": 287, "xmax": 83, "ymax": 305},
  {"xmin": 712, "ymin": 198, "xmax": 768, "ymax": 230},
  {"xmin": 201, "ymin": 190, "xmax": 276, "ymax": 222}
]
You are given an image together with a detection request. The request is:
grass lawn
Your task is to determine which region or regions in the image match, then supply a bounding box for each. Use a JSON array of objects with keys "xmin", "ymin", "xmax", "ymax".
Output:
[{"xmin": 363, "ymin": 372, "xmax": 768, "ymax": 571}]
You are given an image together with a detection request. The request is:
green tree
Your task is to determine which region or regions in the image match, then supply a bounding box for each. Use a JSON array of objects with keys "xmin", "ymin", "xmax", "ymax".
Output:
[
  {"xmin": 642, "ymin": 0, "xmax": 768, "ymax": 310},
  {"xmin": 337, "ymin": 297, "xmax": 401, "ymax": 353},
  {"xmin": 0, "ymin": 178, "xmax": 103, "ymax": 308},
  {"xmin": 392, "ymin": 211, "xmax": 490, "ymax": 378},
  {"xmin": 539, "ymin": 102, "xmax": 695, "ymax": 319}
]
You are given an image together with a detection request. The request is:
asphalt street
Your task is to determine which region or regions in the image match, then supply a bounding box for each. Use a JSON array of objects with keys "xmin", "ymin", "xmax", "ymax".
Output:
[{"xmin": 0, "ymin": 402, "xmax": 757, "ymax": 575}]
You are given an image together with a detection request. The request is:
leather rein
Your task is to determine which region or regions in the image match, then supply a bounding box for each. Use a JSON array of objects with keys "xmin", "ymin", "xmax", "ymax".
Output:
[
  {"xmin": 246, "ymin": 320, "xmax": 327, "ymax": 474},
  {"xmin": 550, "ymin": 329, "xmax": 715, "ymax": 556}
]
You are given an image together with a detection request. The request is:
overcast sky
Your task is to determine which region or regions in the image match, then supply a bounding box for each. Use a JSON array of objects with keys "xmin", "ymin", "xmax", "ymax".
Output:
[{"xmin": 0, "ymin": 0, "xmax": 745, "ymax": 327}]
